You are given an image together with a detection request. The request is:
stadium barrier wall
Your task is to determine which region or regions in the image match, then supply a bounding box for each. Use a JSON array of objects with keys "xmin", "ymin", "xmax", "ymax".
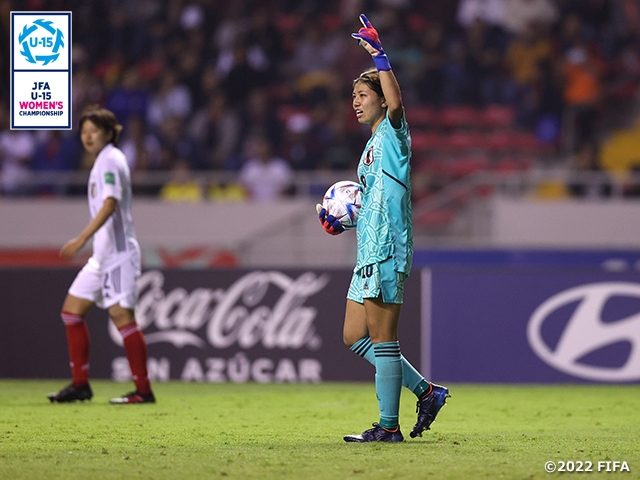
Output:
[
  {"xmin": 0, "ymin": 268, "xmax": 421, "ymax": 383},
  {"xmin": 0, "ymin": 199, "xmax": 357, "ymax": 268},
  {"xmin": 4, "ymin": 264, "xmax": 639, "ymax": 384},
  {"xmin": 424, "ymin": 267, "xmax": 640, "ymax": 384}
]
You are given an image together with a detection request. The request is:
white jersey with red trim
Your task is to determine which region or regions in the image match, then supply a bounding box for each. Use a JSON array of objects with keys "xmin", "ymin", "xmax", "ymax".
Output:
[{"xmin": 87, "ymin": 143, "xmax": 139, "ymax": 267}]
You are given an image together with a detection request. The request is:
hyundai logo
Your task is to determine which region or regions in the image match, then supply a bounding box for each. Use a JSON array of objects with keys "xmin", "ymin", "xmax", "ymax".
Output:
[{"xmin": 527, "ymin": 282, "xmax": 640, "ymax": 382}]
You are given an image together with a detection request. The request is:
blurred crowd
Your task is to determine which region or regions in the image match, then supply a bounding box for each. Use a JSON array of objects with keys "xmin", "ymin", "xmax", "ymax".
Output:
[{"xmin": 2, "ymin": 0, "xmax": 640, "ymax": 201}]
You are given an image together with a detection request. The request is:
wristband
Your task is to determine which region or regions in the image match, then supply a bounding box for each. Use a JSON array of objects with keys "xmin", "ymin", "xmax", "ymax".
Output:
[{"xmin": 372, "ymin": 53, "xmax": 391, "ymax": 71}]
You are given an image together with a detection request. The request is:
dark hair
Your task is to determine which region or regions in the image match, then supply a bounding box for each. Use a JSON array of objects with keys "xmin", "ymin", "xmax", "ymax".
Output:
[
  {"xmin": 353, "ymin": 67, "xmax": 384, "ymax": 99},
  {"xmin": 79, "ymin": 105, "xmax": 123, "ymax": 146}
]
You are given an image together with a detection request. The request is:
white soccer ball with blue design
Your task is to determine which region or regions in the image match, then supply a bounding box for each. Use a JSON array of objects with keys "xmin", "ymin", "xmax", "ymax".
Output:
[{"xmin": 322, "ymin": 180, "xmax": 362, "ymax": 230}]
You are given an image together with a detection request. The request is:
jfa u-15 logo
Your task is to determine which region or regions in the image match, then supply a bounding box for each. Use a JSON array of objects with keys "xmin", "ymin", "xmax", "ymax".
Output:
[
  {"xmin": 11, "ymin": 12, "xmax": 72, "ymax": 129},
  {"xmin": 18, "ymin": 18, "xmax": 65, "ymax": 66}
]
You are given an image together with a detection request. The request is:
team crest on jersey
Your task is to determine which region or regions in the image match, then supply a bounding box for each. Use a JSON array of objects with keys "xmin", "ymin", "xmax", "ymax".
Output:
[
  {"xmin": 90, "ymin": 182, "xmax": 96, "ymax": 198},
  {"xmin": 364, "ymin": 146, "xmax": 374, "ymax": 166}
]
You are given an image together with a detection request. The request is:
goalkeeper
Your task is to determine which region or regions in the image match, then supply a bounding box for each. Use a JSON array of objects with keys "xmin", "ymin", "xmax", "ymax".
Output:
[{"xmin": 318, "ymin": 14, "xmax": 449, "ymax": 442}]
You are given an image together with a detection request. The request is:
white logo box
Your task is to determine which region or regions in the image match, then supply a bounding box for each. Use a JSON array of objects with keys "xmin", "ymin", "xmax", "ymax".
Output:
[{"xmin": 10, "ymin": 12, "xmax": 72, "ymax": 129}]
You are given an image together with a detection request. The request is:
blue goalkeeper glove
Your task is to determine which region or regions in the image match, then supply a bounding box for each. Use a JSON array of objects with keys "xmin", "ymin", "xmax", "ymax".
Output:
[
  {"xmin": 316, "ymin": 204, "xmax": 345, "ymax": 235},
  {"xmin": 351, "ymin": 14, "xmax": 391, "ymax": 71}
]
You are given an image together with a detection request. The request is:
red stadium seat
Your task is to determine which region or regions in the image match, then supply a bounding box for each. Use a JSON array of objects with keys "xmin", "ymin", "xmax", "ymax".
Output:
[
  {"xmin": 509, "ymin": 132, "xmax": 543, "ymax": 153},
  {"xmin": 411, "ymin": 131, "xmax": 446, "ymax": 153},
  {"xmin": 414, "ymin": 208, "xmax": 457, "ymax": 227},
  {"xmin": 492, "ymin": 157, "xmax": 520, "ymax": 174},
  {"xmin": 415, "ymin": 158, "xmax": 448, "ymax": 175},
  {"xmin": 446, "ymin": 156, "xmax": 490, "ymax": 177},
  {"xmin": 405, "ymin": 106, "xmax": 437, "ymax": 128},
  {"xmin": 485, "ymin": 131, "xmax": 512, "ymax": 152},
  {"xmin": 441, "ymin": 132, "xmax": 485, "ymax": 153},
  {"xmin": 493, "ymin": 156, "xmax": 535, "ymax": 174},
  {"xmin": 437, "ymin": 106, "xmax": 480, "ymax": 130},
  {"xmin": 479, "ymin": 105, "xmax": 515, "ymax": 129}
]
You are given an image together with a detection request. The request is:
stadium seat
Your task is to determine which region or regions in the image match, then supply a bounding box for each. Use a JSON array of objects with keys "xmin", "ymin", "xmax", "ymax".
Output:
[
  {"xmin": 509, "ymin": 132, "xmax": 542, "ymax": 153},
  {"xmin": 492, "ymin": 157, "xmax": 520, "ymax": 174},
  {"xmin": 437, "ymin": 106, "xmax": 480, "ymax": 130},
  {"xmin": 405, "ymin": 106, "xmax": 437, "ymax": 128},
  {"xmin": 413, "ymin": 208, "xmax": 457, "ymax": 227},
  {"xmin": 415, "ymin": 157, "xmax": 448, "ymax": 175},
  {"xmin": 411, "ymin": 131, "xmax": 446, "ymax": 153},
  {"xmin": 485, "ymin": 131, "xmax": 512, "ymax": 152},
  {"xmin": 479, "ymin": 105, "xmax": 515, "ymax": 129},
  {"xmin": 446, "ymin": 156, "xmax": 490, "ymax": 177},
  {"xmin": 441, "ymin": 132, "xmax": 485, "ymax": 153}
]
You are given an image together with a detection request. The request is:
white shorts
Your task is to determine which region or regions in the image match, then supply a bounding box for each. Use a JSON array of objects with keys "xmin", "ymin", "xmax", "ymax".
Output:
[{"xmin": 68, "ymin": 253, "xmax": 140, "ymax": 310}]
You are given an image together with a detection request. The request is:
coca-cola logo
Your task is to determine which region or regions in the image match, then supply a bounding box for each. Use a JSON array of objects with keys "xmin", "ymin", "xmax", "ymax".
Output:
[{"xmin": 108, "ymin": 270, "xmax": 329, "ymax": 351}]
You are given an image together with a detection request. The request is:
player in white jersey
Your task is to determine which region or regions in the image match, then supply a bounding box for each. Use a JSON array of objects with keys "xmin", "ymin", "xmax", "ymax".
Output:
[
  {"xmin": 318, "ymin": 15, "xmax": 449, "ymax": 442},
  {"xmin": 47, "ymin": 105, "xmax": 155, "ymax": 405}
]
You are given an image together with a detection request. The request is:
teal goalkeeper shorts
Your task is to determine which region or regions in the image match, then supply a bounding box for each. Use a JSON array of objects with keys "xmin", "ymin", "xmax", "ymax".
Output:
[{"xmin": 347, "ymin": 257, "xmax": 407, "ymax": 304}]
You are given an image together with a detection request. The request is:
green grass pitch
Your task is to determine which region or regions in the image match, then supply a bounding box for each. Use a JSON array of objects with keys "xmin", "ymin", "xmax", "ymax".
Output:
[{"xmin": 1, "ymin": 380, "xmax": 638, "ymax": 479}]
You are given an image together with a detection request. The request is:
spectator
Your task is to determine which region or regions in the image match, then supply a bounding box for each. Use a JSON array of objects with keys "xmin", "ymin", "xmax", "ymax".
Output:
[
  {"xmin": 159, "ymin": 158, "xmax": 203, "ymax": 203},
  {"xmin": 456, "ymin": 0, "xmax": 506, "ymax": 30},
  {"xmin": 220, "ymin": 42, "xmax": 269, "ymax": 108},
  {"xmin": 147, "ymin": 70, "xmax": 192, "ymax": 128},
  {"xmin": 187, "ymin": 90, "xmax": 241, "ymax": 170},
  {"xmin": 532, "ymin": 59, "xmax": 565, "ymax": 147},
  {"xmin": 119, "ymin": 115, "xmax": 161, "ymax": 172},
  {"xmin": 505, "ymin": 22, "xmax": 552, "ymax": 89},
  {"xmin": 562, "ymin": 42, "xmax": 605, "ymax": 153},
  {"xmin": 501, "ymin": 0, "xmax": 558, "ymax": 36},
  {"xmin": 238, "ymin": 135, "xmax": 293, "ymax": 201},
  {"xmin": 505, "ymin": 21, "xmax": 554, "ymax": 124},
  {"xmin": 30, "ymin": 131, "xmax": 81, "ymax": 195},
  {"xmin": 567, "ymin": 140, "xmax": 612, "ymax": 197},
  {"xmin": 0, "ymin": 105, "xmax": 36, "ymax": 196},
  {"xmin": 462, "ymin": 18, "xmax": 511, "ymax": 105},
  {"xmin": 105, "ymin": 67, "xmax": 149, "ymax": 128},
  {"xmin": 157, "ymin": 115, "xmax": 202, "ymax": 170},
  {"xmin": 416, "ymin": 22, "xmax": 447, "ymax": 106},
  {"xmin": 236, "ymin": 88, "xmax": 284, "ymax": 163}
]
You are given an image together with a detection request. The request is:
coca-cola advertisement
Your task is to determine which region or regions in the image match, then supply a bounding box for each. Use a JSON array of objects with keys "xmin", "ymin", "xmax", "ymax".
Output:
[{"xmin": 0, "ymin": 268, "xmax": 422, "ymax": 382}]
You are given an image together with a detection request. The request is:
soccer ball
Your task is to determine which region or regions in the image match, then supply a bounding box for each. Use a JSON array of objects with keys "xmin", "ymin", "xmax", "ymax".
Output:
[{"xmin": 322, "ymin": 180, "xmax": 362, "ymax": 230}]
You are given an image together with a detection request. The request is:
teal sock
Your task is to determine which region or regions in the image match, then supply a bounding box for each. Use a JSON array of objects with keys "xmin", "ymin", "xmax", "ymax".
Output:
[
  {"xmin": 351, "ymin": 335, "xmax": 430, "ymax": 398},
  {"xmin": 350, "ymin": 335, "xmax": 376, "ymax": 364},
  {"xmin": 373, "ymin": 341, "xmax": 402, "ymax": 429}
]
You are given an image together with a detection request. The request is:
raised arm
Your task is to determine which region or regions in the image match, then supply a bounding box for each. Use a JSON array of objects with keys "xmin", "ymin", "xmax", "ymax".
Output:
[{"xmin": 351, "ymin": 14, "xmax": 403, "ymax": 126}]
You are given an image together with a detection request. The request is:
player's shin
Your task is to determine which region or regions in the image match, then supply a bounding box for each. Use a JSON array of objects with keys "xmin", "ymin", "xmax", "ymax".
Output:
[
  {"xmin": 118, "ymin": 323, "xmax": 151, "ymax": 395},
  {"xmin": 61, "ymin": 311, "xmax": 90, "ymax": 386},
  {"xmin": 373, "ymin": 341, "xmax": 402, "ymax": 429}
]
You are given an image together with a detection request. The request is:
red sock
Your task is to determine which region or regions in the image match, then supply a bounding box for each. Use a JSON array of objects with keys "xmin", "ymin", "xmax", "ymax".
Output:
[
  {"xmin": 61, "ymin": 311, "xmax": 90, "ymax": 387},
  {"xmin": 118, "ymin": 323, "xmax": 151, "ymax": 394}
]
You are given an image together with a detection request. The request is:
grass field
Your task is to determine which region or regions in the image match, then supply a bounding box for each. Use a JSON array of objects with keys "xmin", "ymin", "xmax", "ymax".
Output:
[{"xmin": 0, "ymin": 380, "xmax": 638, "ymax": 479}]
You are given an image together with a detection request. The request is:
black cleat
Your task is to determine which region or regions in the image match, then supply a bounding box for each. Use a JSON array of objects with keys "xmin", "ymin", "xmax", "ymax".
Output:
[
  {"xmin": 410, "ymin": 383, "xmax": 450, "ymax": 438},
  {"xmin": 47, "ymin": 383, "xmax": 93, "ymax": 403},
  {"xmin": 344, "ymin": 423, "xmax": 404, "ymax": 443},
  {"xmin": 110, "ymin": 391, "xmax": 156, "ymax": 404}
]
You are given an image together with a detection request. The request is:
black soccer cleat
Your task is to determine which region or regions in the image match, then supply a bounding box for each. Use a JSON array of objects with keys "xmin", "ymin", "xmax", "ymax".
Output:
[
  {"xmin": 47, "ymin": 383, "xmax": 93, "ymax": 403},
  {"xmin": 109, "ymin": 390, "xmax": 156, "ymax": 404},
  {"xmin": 344, "ymin": 423, "xmax": 404, "ymax": 443},
  {"xmin": 410, "ymin": 383, "xmax": 450, "ymax": 438}
]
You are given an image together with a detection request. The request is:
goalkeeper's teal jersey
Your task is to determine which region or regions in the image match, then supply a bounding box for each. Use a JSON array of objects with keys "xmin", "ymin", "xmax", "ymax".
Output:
[{"xmin": 355, "ymin": 110, "xmax": 413, "ymax": 274}]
